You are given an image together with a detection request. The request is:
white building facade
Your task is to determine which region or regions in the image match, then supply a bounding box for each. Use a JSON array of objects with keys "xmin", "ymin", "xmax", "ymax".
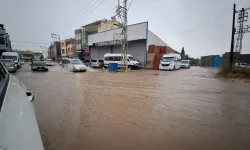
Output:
[{"xmin": 88, "ymin": 22, "xmax": 168, "ymax": 67}]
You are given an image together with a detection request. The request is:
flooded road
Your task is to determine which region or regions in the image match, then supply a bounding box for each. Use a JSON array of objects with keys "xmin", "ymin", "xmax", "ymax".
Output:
[{"xmin": 16, "ymin": 65, "xmax": 250, "ymax": 150}]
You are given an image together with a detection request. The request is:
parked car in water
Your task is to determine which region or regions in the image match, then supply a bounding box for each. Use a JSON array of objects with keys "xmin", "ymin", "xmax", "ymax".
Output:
[
  {"xmin": 20, "ymin": 60, "xmax": 25, "ymax": 65},
  {"xmin": 83, "ymin": 59, "xmax": 92, "ymax": 67},
  {"xmin": 181, "ymin": 60, "xmax": 190, "ymax": 69},
  {"xmin": 0, "ymin": 59, "xmax": 17, "ymax": 73},
  {"xmin": 91, "ymin": 59, "xmax": 104, "ymax": 68},
  {"xmin": 45, "ymin": 59, "xmax": 55, "ymax": 66},
  {"xmin": 1, "ymin": 52, "xmax": 21, "ymax": 69},
  {"xmin": 31, "ymin": 61, "xmax": 48, "ymax": 71},
  {"xmin": 235, "ymin": 63, "xmax": 250, "ymax": 68},
  {"xmin": 0, "ymin": 61, "xmax": 44, "ymax": 150},
  {"xmin": 61, "ymin": 58, "xmax": 87, "ymax": 72}
]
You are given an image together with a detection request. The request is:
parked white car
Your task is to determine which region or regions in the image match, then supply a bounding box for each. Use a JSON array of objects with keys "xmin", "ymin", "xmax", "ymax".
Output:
[
  {"xmin": 0, "ymin": 62, "xmax": 44, "ymax": 150},
  {"xmin": 181, "ymin": 60, "xmax": 190, "ymax": 69},
  {"xmin": 61, "ymin": 58, "xmax": 87, "ymax": 72},
  {"xmin": 45, "ymin": 59, "xmax": 55, "ymax": 66},
  {"xmin": 235, "ymin": 63, "xmax": 250, "ymax": 68},
  {"xmin": 91, "ymin": 59, "xmax": 104, "ymax": 68}
]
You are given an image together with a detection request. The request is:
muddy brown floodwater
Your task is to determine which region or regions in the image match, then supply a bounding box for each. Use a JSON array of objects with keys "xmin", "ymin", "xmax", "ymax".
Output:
[{"xmin": 16, "ymin": 65, "xmax": 250, "ymax": 150}]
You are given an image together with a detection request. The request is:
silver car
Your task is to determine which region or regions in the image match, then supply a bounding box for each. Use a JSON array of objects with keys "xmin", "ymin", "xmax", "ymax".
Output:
[
  {"xmin": 0, "ymin": 62, "xmax": 44, "ymax": 150},
  {"xmin": 0, "ymin": 59, "xmax": 17, "ymax": 73}
]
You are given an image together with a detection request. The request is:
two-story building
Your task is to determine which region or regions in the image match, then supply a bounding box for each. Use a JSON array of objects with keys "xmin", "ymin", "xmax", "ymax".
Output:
[
  {"xmin": 48, "ymin": 41, "xmax": 61, "ymax": 60},
  {"xmin": 60, "ymin": 39, "xmax": 76, "ymax": 58},
  {"xmin": 0, "ymin": 24, "xmax": 12, "ymax": 56},
  {"xmin": 75, "ymin": 17, "xmax": 119, "ymax": 60}
]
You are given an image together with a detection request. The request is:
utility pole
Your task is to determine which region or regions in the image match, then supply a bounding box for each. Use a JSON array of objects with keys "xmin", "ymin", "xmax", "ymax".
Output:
[
  {"xmin": 116, "ymin": 0, "xmax": 128, "ymax": 70},
  {"xmin": 229, "ymin": 4, "xmax": 250, "ymax": 70},
  {"xmin": 229, "ymin": 3, "xmax": 236, "ymax": 71},
  {"xmin": 235, "ymin": 7, "xmax": 250, "ymax": 55}
]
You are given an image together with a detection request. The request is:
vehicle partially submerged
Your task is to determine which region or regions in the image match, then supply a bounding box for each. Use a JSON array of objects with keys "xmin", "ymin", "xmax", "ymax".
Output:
[
  {"xmin": 0, "ymin": 59, "xmax": 17, "ymax": 73},
  {"xmin": 31, "ymin": 61, "xmax": 48, "ymax": 71}
]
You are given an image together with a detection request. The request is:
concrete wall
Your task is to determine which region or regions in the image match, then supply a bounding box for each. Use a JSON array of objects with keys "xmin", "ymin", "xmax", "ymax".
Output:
[
  {"xmin": 147, "ymin": 30, "xmax": 167, "ymax": 49},
  {"xmin": 88, "ymin": 22, "xmax": 147, "ymax": 46}
]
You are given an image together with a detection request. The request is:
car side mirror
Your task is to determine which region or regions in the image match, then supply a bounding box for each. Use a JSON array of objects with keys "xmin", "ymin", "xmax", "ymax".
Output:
[{"xmin": 26, "ymin": 91, "xmax": 34, "ymax": 102}]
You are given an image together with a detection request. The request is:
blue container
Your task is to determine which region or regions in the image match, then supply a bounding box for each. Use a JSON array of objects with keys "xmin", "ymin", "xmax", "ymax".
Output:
[
  {"xmin": 213, "ymin": 56, "xmax": 223, "ymax": 68},
  {"xmin": 109, "ymin": 63, "xmax": 118, "ymax": 72}
]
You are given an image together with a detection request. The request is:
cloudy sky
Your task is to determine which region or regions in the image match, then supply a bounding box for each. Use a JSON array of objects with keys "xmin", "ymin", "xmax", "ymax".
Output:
[{"xmin": 1, "ymin": 0, "xmax": 250, "ymax": 58}]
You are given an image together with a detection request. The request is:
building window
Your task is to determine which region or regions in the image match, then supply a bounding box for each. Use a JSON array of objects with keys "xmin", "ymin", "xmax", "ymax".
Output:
[
  {"xmin": 62, "ymin": 49, "xmax": 65, "ymax": 54},
  {"xmin": 76, "ymin": 44, "xmax": 81, "ymax": 50},
  {"xmin": 75, "ymin": 34, "xmax": 81, "ymax": 40}
]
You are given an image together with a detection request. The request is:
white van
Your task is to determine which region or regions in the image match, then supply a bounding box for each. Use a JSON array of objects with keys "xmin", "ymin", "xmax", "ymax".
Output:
[
  {"xmin": 2, "ymin": 52, "xmax": 21, "ymax": 69},
  {"xmin": 103, "ymin": 53, "xmax": 140, "ymax": 69},
  {"xmin": 159, "ymin": 53, "xmax": 181, "ymax": 71}
]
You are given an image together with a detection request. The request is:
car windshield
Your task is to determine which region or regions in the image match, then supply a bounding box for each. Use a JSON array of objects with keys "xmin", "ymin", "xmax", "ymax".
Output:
[
  {"xmin": 98, "ymin": 60, "xmax": 103, "ymax": 62},
  {"xmin": 161, "ymin": 57, "xmax": 174, "ymax": 62},
  {"xmin": 181, "ymin": 60, "xmax": 189, "ymax": 64},
  {"xmin": 33, "ymin": 61, "xmax": 46, "ymax": 66},
  {"xmin": 128, "ymin": 57, "xmax": 136, "ymax": 61},
  {"xmin": 2, "ymin": 56, "xmax": 17, "ymax": 61},
  {"xmin": 0, "ymin": 59, "xmax": 13, "ymax": 63},
  {"xmin": 71, "ymin": 60, "xmax": 82, "ymax": 64},
  {"xmin": 92, "ymin": 60, "xmax": 97, "ymax": 62}
]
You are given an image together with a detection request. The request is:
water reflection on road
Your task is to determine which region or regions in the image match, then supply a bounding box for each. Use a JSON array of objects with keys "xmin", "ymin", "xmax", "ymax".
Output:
[{"xmin": 16, "ymin": 65, "xmax": 250, "ymax": 150}]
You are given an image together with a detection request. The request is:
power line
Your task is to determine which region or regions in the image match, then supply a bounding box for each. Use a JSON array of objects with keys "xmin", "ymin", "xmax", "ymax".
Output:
[
  {"xmin": 162, "ymin": 10, "xmax": 230, "ymax": 36},
  {"xmin": 68, "ymin": 0, "xmax": 93, "ymax": 23},
  {"xmin": 128, "ymin": 0, "xmax": 134, "ymax": 10},
  {"xmin": 12, "ymin": 41, "xmax": 49, "ymax": 45},
  {"xmin": 57, "ymin": 0, "xmax": 103, "ymax": 32},
  {"xmin": 70, "ymin": 0, "xmax": 103, "ymax": 23},
  {"xmin": 77, "ymin": 0, "xmax": 106, "ymax": 20}
]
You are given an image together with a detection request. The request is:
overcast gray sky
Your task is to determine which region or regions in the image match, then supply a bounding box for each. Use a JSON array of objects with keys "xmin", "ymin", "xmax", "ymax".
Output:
[{"xmin": 1, "ymin": 0, "xmax": 250, "ymax": 58}]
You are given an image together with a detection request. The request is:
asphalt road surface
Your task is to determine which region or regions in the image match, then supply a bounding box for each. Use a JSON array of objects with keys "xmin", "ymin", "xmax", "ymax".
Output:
[{"xmin": 15, "ymin": 64, "xmax": 250, "ymax": 150}]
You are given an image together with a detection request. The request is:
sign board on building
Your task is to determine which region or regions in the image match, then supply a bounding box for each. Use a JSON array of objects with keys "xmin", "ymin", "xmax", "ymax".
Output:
[
  {"xmin": 88, "ymin": 22, "xmax": 147, "ymax": 46},
  {"xmin": 94, "ymin": 40, "xmax": 122, "ymax": 47},
  {"xmin": 113, "ymin": 33, "xmax": 123, "ymax": 40}
]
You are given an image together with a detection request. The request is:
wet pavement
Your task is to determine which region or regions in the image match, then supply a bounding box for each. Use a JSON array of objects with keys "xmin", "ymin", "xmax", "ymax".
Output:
[{"xmin": 15, "ymin": 64, "xmax": 250, "ymax": 150}]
